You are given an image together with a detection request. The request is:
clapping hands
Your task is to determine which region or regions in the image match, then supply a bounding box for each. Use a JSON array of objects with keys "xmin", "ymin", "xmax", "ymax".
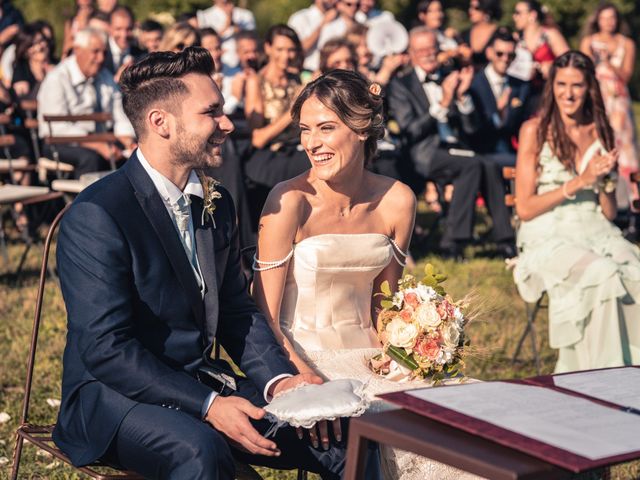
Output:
[
  {"xmin": 441, "ymin": 66, "xmax": 474, "ymax": 107},
  {"xmin": 580, "ymin": 148, "xmax": 619, "ymax": 187}
]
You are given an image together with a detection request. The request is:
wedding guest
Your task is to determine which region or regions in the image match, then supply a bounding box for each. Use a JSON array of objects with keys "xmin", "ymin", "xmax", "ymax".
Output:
[
  {"xmin": 580, "ymin": 2, "xmax": 638, "ymax": 211},
  {"xmin": 62, "ymin": 0, "xmax": 94, "ymax": 58},
  {"xmin": 104, "ymin": 6, "xmax": 144, "ymax": 80},
  {"xmin": 6, "ymin": 22, "xmax": 53, "ymax": 98},
  {"xmin": 0, "ymin": 0, "xmax": 24, "ymax": 51},
  {"xmin": 87, "ymin": 10, "xmax": 110, "ymax": 35},
  {"xmin": 199, "ymin": 28, "xmax": 223, "ymax": 78},
  {"xmin": 37, "ymin": 28, "xmax": 135, "ymax": 177},
  {"xmin": 387, "ymin": 26, "xmax": 514, "ymax": 259},
  {"xmin": 223, "ymin": 31, "xmax": 259, "ymax": 116},
  {"xmin": 252, "ymin": 69, "xmax": 474, "ymax": 479},
  {"xmin": 288, "ymin": 0, "xmax": 338, "ymax": 72},
  {"xmin": 318, "ymin": 37, "xmax": 357, "ymax": 74},
  {"xmin": 197, "ymin": 0, "xmax": 256, "ymax": 70},
  {"xmin": 512, "ymin": 0, "xmax": 568, "ymax": 108},
  {"xmin": 417, "ymin": 0, "xmax": 470, "ymax": 68},
  {"xmin": 243, "ymin": 25, "xmax": 308, "ymax": 227},
  {"xmin": 138, "ymin": 19, "xmax": 164, "ymax": 54},
  {"xmin": 158, "ymin": 22, "xmax": 200, "ymax": 53},
  {"xmin": 469, "ymin": 27, "xmax": 531, "ymax": 166},
  {"xmin": 514, "ymin": 51, "xmax": 640, "ymax": 373},
  {"xmin": 346, "ymin": 24, "xmax": 407, "ymax": 86},
  {"xmin": 462, "ymin": 0, "xmax": 501, "ymax": 70},
  {"xmin": 355, "ymin": 0, "xmax": 394, "ymax": 26}
]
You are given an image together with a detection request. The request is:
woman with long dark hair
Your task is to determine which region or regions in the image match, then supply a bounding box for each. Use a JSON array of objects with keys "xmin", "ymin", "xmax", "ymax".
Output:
[
  {"xmin": 11, "ymin": 22, "xmax": 54, "ymax": 99},
  {"xmin": 514, "ymin": 51, "xmax": 640, "ymax": 373},
  {"xmin": 462, "ymin": 0, "xmax": 501, "ymax": 69},
  {"xmin": 580, "ymin": 2, "xmax": 637, "ymax": 211}
]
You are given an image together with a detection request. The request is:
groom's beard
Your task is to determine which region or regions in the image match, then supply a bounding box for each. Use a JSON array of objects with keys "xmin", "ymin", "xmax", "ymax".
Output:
[{"xmin": 169, "ymin": 123, "xmax": 225, "ymax": 169}]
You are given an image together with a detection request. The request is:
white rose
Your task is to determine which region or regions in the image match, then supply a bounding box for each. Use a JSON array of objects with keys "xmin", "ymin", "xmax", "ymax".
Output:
[
  {"xmin": 386, "ymin": 318, "xmax": 419, "ymax": 349},
  {"xmin": 442, "ymin": 321, "xmax": 461, "ymax": 349},
  {"xmin": 414, "ymin": 302, "xmax": 441, "ymax": 329},
  {"xmin": 415, "ymin": 284, "xmax": 437, "ymax": 302}
]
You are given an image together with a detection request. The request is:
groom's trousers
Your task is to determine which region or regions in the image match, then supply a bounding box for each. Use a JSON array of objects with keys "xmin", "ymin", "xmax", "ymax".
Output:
[{"xmin": 102, "ymin": 378, "xmax": 380, "ymax": 480}]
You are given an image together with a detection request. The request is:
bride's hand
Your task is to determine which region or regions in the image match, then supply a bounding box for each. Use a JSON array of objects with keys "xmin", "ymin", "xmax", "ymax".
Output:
[{"xmin": 299, "ymin": 419, "xmax": 343, "ymax": 450}]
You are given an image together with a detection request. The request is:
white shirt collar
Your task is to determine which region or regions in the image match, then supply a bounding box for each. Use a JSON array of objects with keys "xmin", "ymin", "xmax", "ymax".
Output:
[
  {"xmin": 414, "ymin": 65, "xmax": 427, "ymax": 83},
  {"xmin": 137, "ymin": 148, "xmax": 204, "ymax": 204},
  {"xmin": 484, "ymin": 64, "xmax": 506, "ymax": 87},
  {"xmin": 67, "ymin": 55, "xmax": 89, "ymax": 87}
]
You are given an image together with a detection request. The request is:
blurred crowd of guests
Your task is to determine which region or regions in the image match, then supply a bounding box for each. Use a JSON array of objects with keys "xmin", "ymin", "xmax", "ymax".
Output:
[{"xmin": 0, "ymin": 0, "xmax": 637, "ymax": 257}]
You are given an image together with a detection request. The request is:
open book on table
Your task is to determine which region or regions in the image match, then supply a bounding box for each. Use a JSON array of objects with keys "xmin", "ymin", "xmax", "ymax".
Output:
[{"xmin": 378, "ymin": 366, "xmax": 640, "ymax": 473}]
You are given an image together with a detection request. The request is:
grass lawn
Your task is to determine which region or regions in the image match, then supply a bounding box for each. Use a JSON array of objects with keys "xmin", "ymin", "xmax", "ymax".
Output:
[{"xmin": 3, "ymin": 100, "xmax": 640, "ymax": 478}]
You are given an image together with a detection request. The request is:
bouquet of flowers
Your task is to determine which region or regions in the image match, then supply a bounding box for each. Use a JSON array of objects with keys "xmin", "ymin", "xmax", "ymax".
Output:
[{"xmin": 369, "ymin": 264, "xmax": 469, "ymax": 382}]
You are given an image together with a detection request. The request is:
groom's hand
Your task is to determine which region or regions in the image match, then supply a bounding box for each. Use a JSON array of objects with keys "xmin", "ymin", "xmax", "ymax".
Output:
[{"xmin": 205, "ymin": 396, "xmax": 281, "ymax": 456}]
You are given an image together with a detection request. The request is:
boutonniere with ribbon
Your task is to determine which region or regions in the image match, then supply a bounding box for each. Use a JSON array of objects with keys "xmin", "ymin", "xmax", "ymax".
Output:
[{"xmin": 196, "ymin": 170, "xmax": 222, "ymax": 228}]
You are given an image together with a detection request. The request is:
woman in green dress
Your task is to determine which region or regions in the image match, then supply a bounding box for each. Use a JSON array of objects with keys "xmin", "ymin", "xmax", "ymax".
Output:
[{"xmin": 514, "ymin": 51, "xmax": 640, "ymax": 373}]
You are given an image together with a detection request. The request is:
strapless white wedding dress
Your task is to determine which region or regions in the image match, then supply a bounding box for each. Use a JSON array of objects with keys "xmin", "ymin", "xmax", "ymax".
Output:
[{"xmin": 278, "ymin": 233, "xmax": 482, "ymax": 480}]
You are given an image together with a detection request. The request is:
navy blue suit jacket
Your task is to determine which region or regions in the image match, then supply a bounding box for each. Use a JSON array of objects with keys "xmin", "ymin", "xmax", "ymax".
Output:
[
  {"xmin": 469, "ymin": 70, "xmax": 531, "ymax": 154},
  {"xmin": 53, "ymin": 153, "xmax": 295, "ymax": 466}
]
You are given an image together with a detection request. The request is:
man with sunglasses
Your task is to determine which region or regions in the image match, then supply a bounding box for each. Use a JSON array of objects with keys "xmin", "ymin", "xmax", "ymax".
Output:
[{"xmin": 469, "ymin": 27, "xmax": 532, "ymax": 167}]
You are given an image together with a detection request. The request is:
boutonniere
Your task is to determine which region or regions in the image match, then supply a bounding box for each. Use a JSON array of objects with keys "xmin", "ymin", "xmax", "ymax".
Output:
[
  {"xmin": 196, "ymin": 170, "xmax": 222, "ymax": 228},
  {"xmin": 510, "ymin": 97, "xmax": 523, "ymax": 108}
]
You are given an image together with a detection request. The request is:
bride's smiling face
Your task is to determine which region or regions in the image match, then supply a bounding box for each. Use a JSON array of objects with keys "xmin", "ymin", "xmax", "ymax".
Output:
[{"xmin": 299, "ymin": 95, "xmax": 366, "ymax": 181}]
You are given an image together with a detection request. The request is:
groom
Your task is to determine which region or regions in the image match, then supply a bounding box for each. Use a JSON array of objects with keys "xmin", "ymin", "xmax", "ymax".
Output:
[{"xmin": 53, "ymin": 47, "xmax": 349, "ymax": 479}]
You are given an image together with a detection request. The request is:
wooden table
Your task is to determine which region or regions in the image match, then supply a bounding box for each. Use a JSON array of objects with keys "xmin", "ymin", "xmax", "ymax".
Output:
[{"xmin": 344, "ymin": 409, "xmax": 573, "ymax": 480}]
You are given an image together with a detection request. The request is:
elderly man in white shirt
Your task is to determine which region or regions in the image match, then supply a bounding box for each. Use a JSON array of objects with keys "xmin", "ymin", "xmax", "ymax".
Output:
[
  {"xmin": 196, "ymin": 0, "xmax": 255, "ymax": 71},
  {"xmin": 37, "ymin": 27, "xmax": 135, "ymax": 178}
]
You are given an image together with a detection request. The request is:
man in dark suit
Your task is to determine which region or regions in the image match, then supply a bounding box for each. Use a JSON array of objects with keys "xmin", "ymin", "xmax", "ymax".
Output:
[
  {"xmin": 469, "ymin": 27, "xmax": 531, "ymax": 167},
  {"xmin": 387, "ymin": 26, "xmax": 514, "ymax": 257},
  {"xmin": 53, "ymin": 47, "xmax": 350, "ymax": 479},
  {"xmin": 104, "ymin": 6, "xmax": 145, "ymax": 79}
]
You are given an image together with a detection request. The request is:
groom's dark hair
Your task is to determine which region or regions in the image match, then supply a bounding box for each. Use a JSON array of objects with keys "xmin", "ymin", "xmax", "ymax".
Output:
[{"xmin": 119, "ymin": 46, "xmax": 215, "ymax": 139}]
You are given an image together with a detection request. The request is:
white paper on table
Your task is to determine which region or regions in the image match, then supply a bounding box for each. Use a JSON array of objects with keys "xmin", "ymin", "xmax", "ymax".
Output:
[
  {"xmin": 407, "ymin": 382, "xmax": 640, "ymax": 460},
  {"xmin": 553, "ymin": 367, "xmax": 640, "ymax": 411}
]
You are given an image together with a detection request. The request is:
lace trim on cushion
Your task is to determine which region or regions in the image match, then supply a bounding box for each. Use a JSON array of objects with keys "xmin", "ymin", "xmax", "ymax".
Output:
[
  {"xmin": 252, "ymin": 249, "xmax": 294, "ymax": 271},
  {"xmin": 388, "ymin": 238, "xmax": 408, "ymax": 267}
]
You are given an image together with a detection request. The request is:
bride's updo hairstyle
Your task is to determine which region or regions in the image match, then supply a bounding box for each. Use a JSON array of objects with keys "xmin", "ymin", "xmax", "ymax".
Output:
[{"xmin": 291, "ymin": 69, "xmax": 385, "ymax": 165}]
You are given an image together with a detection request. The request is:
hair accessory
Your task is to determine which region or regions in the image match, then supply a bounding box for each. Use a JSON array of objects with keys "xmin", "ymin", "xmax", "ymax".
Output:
[{"xmin": 369, "ymin": 82, "xmax": 382, "ymax": 96}]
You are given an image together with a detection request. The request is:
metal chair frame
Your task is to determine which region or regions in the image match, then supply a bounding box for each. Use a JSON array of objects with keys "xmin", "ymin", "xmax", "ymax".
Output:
[{"xmin": 503, "ymin": 166, "xmax": 543, "ymax": 375}]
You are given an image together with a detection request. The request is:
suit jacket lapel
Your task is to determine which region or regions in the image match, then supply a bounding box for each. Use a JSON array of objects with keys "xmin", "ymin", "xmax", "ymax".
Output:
[
  {"xmin": 191, "ymin": 195, "xmax": 219, "ymax": 345},
  {"xmin": 478, "ymin": 72, "xmax": 498, "ymax": 116},
  {"xmin": 124, "ymin": 154, "xmax": 205, "ymax": 326},
  {"xmin": 405, "ymin": 71, "xmax": 430, "ymax": 113}
]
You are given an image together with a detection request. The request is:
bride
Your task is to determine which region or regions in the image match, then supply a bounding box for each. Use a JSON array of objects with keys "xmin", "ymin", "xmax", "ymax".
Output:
[{"xmin": 252, "ymin": 70, "xmax": 480, "ymax": 479}]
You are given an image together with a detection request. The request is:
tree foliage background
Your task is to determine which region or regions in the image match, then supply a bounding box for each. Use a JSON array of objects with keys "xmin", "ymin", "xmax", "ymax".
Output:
[{"xmin": 12, "ymin": 0, "xmax": 639, "ymax": 96}]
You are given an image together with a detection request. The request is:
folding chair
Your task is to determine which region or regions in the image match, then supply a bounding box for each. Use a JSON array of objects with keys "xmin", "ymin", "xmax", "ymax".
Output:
[
  {"xmin": 38, "ymin": 112, "xmax": 117, "ymax": 183},
  {"xmin": 503, "ymin": 166, "xmax": 543, "ymax": 375}
]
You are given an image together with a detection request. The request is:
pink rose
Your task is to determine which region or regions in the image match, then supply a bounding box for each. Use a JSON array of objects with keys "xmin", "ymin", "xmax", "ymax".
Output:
[
  {"xmin": 436, "ymin": 303, "xmax": 448, "ymax": 320},
  {"xmin": 414, "ymin": 337, "xmax": 441, "ymax": 361},
  {"xmin": 404, "ymin": 292, "xmax": 420, "ymax": 309}
]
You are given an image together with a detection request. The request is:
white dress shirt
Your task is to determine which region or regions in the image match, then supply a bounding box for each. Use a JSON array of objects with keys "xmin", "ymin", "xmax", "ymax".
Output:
[
  {"xmin": 197, "ymin": 5, "xmax": 256, "ymax": 70},
  {"xmin": 37, "ymin": 55, "xmax": 135, "ymax": 139},
  {"xmin": 137, "ymin": 149, "xmax": 291, "ymax": 417},
  {"xmin": 288, "ymin": 5, "xmax": 349, "ymax": 72},
  {"xmin": 484, "ymin": 64, "xmax": 508, "ymax": 128},
  {"xmin": 413, "ymin": 65, "xmax": 474, "ymax": 123}
]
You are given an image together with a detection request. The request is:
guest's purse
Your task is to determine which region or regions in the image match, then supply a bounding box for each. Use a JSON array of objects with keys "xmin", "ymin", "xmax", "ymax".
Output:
[{"xmin": 263, "ymin": 379, "xmax": 369, "ymax": 435}]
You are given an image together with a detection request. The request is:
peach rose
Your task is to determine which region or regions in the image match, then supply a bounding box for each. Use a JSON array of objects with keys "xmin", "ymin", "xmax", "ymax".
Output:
[
  {"xmin": 403, "ymin": 292, "xmax": 420, "ymax": 309},
  {"xmin": 399, "ymin": 309, "xmax": 413, "ymax": 322}
]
